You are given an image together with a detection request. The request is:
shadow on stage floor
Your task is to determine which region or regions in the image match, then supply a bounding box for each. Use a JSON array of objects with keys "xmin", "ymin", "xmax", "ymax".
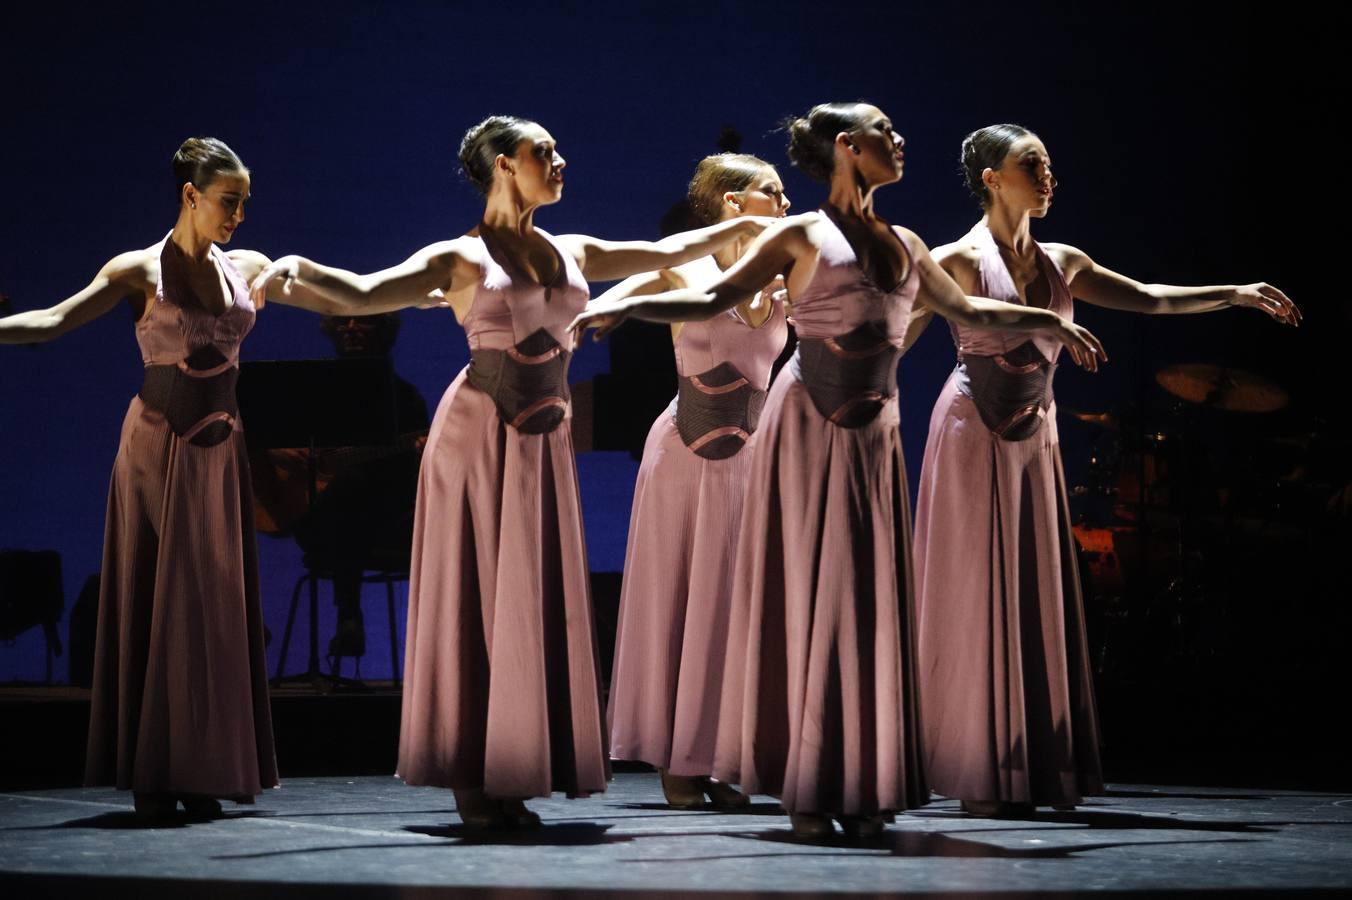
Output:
[{"xmin": 2, "ymin": 775, "xmax": 1349, "ymax": 898}]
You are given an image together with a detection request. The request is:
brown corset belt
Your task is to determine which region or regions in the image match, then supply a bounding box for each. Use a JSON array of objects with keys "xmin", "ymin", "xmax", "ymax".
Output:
[
  {"xmin": 674, "ymin": 362, "xmax": 766, "ymax": 460},
  {"xmin": 792, "ymin": 320, "xmax": 901, "ymax": 429},
  {"xmin": 139, "ymin": 346, "xmax": 239, "ymax": 448},
  {"xmin": 467, "ymin": 328, "xmax": 571, "ymax": 435},
  {"xmin": 956, "ymin": 341, "xmax": 1057, "ymax": 441}
]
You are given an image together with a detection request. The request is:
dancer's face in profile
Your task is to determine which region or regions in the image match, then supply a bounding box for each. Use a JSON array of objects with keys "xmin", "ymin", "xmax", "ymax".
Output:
[
  {"xmin": 188, "ymin": 172, "xmax": 250, "ymax": 244},
  {"xmin": 728, "ymin": 169, "xmax": 791, "ymax": 219},
  {"xmin": 991, "ymin": 135, "xmax": 1055, "ymax": 218},
  {"xmin": 841, "ymin": 105, "xmax": 905, "ymax": 187},
  {"xmin": 505, "ymin": 124, "xmax": 566, "ymax": 206}
]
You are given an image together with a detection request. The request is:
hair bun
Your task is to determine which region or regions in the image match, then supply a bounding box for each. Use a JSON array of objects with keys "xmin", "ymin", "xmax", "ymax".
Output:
[
  {"xmin": 783, "ymin": 102, "xmax": 869, "ymax": 184},
  {"xmin": 958, "ymin": 124, "xmax": 1032, "ymax": 209},
  {"xmin": 458, "ymin": 116, "xmax": 536, "ymax": 195},
  {"xmin": 172, "ymin": 137, "xmax": 246, "ymax": 207}
]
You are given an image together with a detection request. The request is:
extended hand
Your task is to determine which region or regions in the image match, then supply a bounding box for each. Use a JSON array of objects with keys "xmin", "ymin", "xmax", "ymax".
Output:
[
  {"xmin": 1056, "ymin": 319, "xmax": 1108, "ymax": 372},
  {"xmin": 419, "ymin": 289, "xmax": 452, "ymax": 310},
  {"xmin": 249, "ymin": 256, "xmax": 302, "ymax": 304},
  {"xmin": 749, "ymin": 275, "xmax": 787, "ymax": 317},
  {"xmin": 568, "ymin": 301, "xmax": 630, "ymax": 346},
  {"xmin": 1232, "ymin": 283, "xmax": 1300, "ymax": 326},
  {"xmin": 761, "ymin": 275, "xmax": 787, "ymax": 305}
]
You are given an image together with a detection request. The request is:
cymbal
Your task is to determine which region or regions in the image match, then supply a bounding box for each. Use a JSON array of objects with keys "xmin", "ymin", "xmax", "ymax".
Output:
[
  {"xmin": 1064, "ymin": 409, "xmax": 1120, "ymax": 429},
  {"xmin": 1155, "ymin": 364, "xmax": 1289, "ymax": 413}
]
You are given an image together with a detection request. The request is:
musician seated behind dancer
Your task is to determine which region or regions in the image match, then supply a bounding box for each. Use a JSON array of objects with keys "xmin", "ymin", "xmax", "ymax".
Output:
[{"xmin": 251, "ymin": 311, "xmax": 429, "ymax": 667}]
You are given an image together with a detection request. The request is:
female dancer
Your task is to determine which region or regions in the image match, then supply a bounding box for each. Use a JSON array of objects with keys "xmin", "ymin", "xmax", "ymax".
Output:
[
  {"xmin": 912, "ymin": 124, "xmax": 1298, "ymax": 816},
  {"xmin": 249, "ymin": 116, "xmax": 770, "ymax": 828},
  {"xmin": 572, "ymin": 102, "xmax": 1104, "ymax": 837},
  {"xmin": 0, "ymin": 138, "xmax": 368, "ymax": 819},
  {"xmin": 606, "ymin": 154, "xmax": 791, "ymax": 809}
]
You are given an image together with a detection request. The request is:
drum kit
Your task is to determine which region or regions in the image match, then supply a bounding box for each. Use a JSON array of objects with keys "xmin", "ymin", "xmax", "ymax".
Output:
[{"xmin": 1065, "ymin": 363, "xmax": 1339, "ymax": 676}]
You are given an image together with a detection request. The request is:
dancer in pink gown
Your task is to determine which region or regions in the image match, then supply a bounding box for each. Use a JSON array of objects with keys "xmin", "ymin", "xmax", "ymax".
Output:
[
  {"xmin": 0, "ymin": 138, "xmax": 372, "ymax": 819},
  {"xmin": 572, "ymin": 103, "xmax": 1105, "ymax": 838},
  {"xmin": 605, "ymin": 154, "xmax": 790, "ymax": 809},
  {"xmin": 250, "ymin": 117, "xmax": 771, "ymax": 828},
  {"xmin": 912, "ymin": 124, "xmax": 1299, "ymax": 816}
]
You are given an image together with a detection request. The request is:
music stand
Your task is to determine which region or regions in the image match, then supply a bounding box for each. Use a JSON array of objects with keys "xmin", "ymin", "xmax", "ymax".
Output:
[{"xmin": 238, "ymin": 358, "xmax": 399, "ymax": 692}]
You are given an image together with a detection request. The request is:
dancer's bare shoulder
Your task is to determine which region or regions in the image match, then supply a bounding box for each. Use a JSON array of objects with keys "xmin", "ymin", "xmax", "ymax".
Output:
[
  {"xmin": 1036, "ymin": 242, "xmax": 1092, "ymax": 280},
  {"xmin": 102, "ymin": 245, "xmax": 159, "ymax": 292},
  {"xmin": 929, "ymin": 238, "xmax": 981, "ymax": 293}
]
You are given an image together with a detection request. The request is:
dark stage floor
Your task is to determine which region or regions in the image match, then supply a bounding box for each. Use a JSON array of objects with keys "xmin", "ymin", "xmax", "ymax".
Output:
[{"xmin": 2, "ymin": 774, "xmax": 1350, "ymax": 898}]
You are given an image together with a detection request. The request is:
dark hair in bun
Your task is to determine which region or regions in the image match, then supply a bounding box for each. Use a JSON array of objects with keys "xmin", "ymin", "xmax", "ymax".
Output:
[
  {"xmin": 172, "ymin": 137, "xmax": 246, "ymax": 206},
  {"xmin": 784, "ymin": 102, "xmax": 871, "ymax": 183},
  {"xmin": 960, "ymin": 124, "xmax": 1033, "ymax": 208},
  {"xmin": 458, "ymin": 115, "xmax": 538, "ymax": 194}
]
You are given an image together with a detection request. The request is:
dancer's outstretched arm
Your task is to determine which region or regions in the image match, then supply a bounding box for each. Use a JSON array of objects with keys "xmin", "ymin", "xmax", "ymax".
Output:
[
  {"xmin": 0, "ymin": 249, "xmax": 155, "ymax": 344},
  {"xmin": 1048, "ymin": 244, "xmax": 1300, "ymax": 325},
  {"xmin": 248, "ymin": 239, "xmax": 480, "ymax": 317},
  {"xmin": 559, "ymin": 216, "xmax": 774, "ymax": 282},
  {"xmin": 585, "ymin": 267, "xmax": 784, "ymax": 327},
  {"xmin": 571, "ymin": 218, "xmax": 806, "ymax": 336},
  {"xmin": 587, "ymin": 269, "xmax": 682, "ymax": 308},
  {"xmin": 227, "ymin": 250, "xmax": 372, "ymax": 314}
]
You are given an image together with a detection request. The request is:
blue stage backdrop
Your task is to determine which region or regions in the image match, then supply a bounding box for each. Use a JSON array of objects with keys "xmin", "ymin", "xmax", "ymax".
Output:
[{"xmin": 0, "ymin": 1, "xmax": 1327, "ymax": 681}]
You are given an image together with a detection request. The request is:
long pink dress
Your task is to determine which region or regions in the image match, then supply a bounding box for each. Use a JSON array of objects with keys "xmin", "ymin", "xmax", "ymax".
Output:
[
  {"xmin": 608, "ymin": 257, "xmax": 788, "ymax": 776},
  {"xmin": 714, "ymin": 214, "xmax": 929, "ymax": 817},
  {"xmin": 397, "ymin": 228, "xmax": 609, "ymax": 799},
  {"xmin": 914, "ymin": 221, "xmax": 1103, "ymax": 807},
  {"xmin": 85, "ymin": 235, "xmax": 278, "ymax": 800}
]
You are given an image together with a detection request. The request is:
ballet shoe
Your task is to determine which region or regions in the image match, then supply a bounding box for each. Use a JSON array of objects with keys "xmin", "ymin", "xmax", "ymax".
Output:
[
  {"xmin": 453, "ymin": 788, "xmax": 507, "ymax": 829},
  {"xmin": 837, "ymin": 814, "xmax": 887, "ymax": 838},
  {"xmin": 789, "ymin": 812, "xmax": 835, "ymax": 838},
  {"xmin": 660, "ymin": 769, "xmax": 706, "ymax": 809},
  {"xmin": 701, "ymin": 777, "xmax": 750, "ymax": 810},
  {"xmin": 179, "ymin": 795, "xmax": 224, "ymax": 820},
  {"xmin": 497, "ymin": 798, "xmax": 542, "ymax": 828},
  {"xmin": 132, "ymin": 792, "xmax": 177, "ymax": 821}
]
